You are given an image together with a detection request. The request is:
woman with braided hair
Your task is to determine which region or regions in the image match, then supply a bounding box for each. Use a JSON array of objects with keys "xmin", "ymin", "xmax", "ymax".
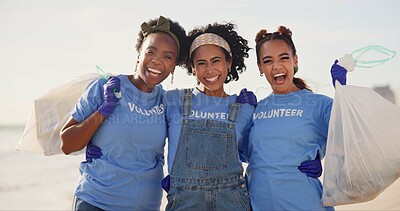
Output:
[{"xmin": 246, "ymin": 26, "xmax": 335, "ymax": 210}]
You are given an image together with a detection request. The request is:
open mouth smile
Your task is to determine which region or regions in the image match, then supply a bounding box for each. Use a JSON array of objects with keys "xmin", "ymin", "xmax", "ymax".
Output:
[
  {"xmin": 273, "ymin": 73, "xmax": 286, "ymax": 84},
  {"xmin": 147, "ymin": 68, "xmax": 162, "ymax": 77},
  {"xmin": 205, "ymin": 75, "xmax": 219, "ymax": 82}
]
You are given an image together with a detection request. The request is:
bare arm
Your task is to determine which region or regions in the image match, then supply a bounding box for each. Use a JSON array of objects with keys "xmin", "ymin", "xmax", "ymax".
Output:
[
  {"xmin": 60, "ymin": 111, "xmax": 106, "ymax": 155},
  {"xmin": 60, "ymin": 76, "xmax": 121, "ymax": 155}
]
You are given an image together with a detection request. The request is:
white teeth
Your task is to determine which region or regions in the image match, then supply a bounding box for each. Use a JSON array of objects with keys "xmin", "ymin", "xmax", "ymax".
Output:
[
  {"xmin": 205, "ymin": 75, "xmax": 219, "ymax": 82},
  {"xmin": 273, "ymin": 73, "xmax": 285, "ymax": 78},
  {"xmin": 148, "ymin": 68, "xmax": 162, "ymax": 74}
]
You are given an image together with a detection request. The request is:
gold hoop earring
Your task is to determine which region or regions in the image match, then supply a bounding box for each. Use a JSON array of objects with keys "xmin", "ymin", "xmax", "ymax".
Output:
[{"xmin": 134, "ymin": 61, "xmax": 139, "ymax": 72}]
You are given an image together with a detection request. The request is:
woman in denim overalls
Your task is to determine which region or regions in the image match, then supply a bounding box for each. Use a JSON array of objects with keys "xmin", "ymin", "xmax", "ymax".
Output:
[{"xmin": 163, "ymin": 22, "xmax": 255, "ymax": 210}]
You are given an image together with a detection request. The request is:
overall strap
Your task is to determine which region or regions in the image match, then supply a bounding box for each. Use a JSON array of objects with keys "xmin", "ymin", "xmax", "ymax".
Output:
[
  {"xmin": 181, "ymin": 88, "xmax": 193, "ymax": 117},
  {"xmin": 227, "ymin": 102, "xmax": 241, "ymax": 122}
]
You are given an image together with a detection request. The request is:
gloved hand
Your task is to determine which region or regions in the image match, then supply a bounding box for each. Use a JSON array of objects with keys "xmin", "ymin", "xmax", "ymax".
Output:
[
  {"xmin": 85, "ymin": 141, "xmax": 102, "ymax": 163},
  {"xmin": 161, "ymin": 175, "xmax": 170, "ymax": 193},
  {"xmin": 298, "ymin": 154, "xmax": 322, "ymax": 178},
  {"xmin": 98, "ymin": 76, "xmax": 121, "ymax": 116},
  {"xmin": 236, "ymin": 88, "xmax": 257, "ymax": 106},
  {"xmin": 331, "ymin": 59, "xmax": 347, "ymax": 87}
]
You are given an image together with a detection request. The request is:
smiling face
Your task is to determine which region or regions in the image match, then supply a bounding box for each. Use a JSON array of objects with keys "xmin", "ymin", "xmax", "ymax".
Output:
[
  {"xmin": 257, "ymin": 39, "xmax": 299, "ymax": 94},
  {"xmin": 134, "ymin": 32, "xmax": 178, "ymax": 92},
  {"xmin": 192, "ymin": 45, "xmax": 231, "ymax": 97}
]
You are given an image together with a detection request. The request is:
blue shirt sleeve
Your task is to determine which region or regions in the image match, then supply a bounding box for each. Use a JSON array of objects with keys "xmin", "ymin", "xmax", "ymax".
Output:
[
  {"xmin": 71, "ymin": 78, "xmax": 106, "ymax": 122},
  {"xmin": 317, "ymin": 95, "xmax": 333, "ymax": 158},
  {"xmin": 237, "ymin": 103, "xmax": 255, "ymax": 163}
]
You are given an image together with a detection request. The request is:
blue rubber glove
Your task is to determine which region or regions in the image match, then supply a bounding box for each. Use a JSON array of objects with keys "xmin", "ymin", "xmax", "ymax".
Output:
[
  {"xmin": 98, "ymin": 76, "xmax": 121, "ymax": 116},
  {"xmin": 331, "ymin": 59, "xmax": 347, "ymax": 87},
  {"xmin": 298, "ymin": 154, "xmax": 322, "ymax": 178},
  {"xmin": 161, "ymin": 175, "xmax": 170, "ymax": 193},
  {"xmin": 85, "ymin": 141, "xmax": 102, "ymax": 163},
  {"xmin": 236, "ymin": 88, "xmax": 257, "ymax": 106}
]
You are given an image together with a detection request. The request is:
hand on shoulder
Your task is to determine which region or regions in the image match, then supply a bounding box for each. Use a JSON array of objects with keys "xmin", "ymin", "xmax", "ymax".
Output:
[{"xmin": 236, "ymin": 88, "xmax": 257, "ymax": 106}]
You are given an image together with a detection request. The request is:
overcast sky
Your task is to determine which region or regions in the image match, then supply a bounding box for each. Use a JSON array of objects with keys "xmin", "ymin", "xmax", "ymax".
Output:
[{"xmin": 1, "ymin": 0, "xmax": 400, "ymax": 125}]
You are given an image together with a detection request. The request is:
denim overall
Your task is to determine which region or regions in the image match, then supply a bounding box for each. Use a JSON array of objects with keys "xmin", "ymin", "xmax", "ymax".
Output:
[{"xmin": 166, "ymin": 89, "xmax": 251, "ymax": 211}]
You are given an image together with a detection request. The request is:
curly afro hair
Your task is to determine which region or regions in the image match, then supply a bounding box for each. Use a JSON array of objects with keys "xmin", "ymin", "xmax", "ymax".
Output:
[{"xmin": 185, "ymin": 22, "xmax": 250, "ymax": 83}]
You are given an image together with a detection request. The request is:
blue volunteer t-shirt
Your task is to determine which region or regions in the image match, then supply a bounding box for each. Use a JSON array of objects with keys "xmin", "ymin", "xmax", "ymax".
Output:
[
  {"xmin": 164, "ymin": 88, "xmax": 254, "ymax": 173},
  {"xmin": 246, "ymin": 89, "xmax": 333, "ymax": 210},
  {"xmin": 71, "ymin": 75, "xmax": 166, "ymax": 210}
]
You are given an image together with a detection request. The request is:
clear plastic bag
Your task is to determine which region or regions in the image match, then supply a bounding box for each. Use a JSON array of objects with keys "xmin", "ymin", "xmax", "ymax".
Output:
[
  {"xmin": 16, "ymin": 73, "xmax": 100, "ymax": 156},
  {"xmin": 322, "ymin": 82, "xmax": 400, "ymax": 206}
]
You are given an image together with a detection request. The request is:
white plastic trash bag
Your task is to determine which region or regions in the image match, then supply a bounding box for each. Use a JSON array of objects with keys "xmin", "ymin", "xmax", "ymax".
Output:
[
  {"xmin": 16, "ymin": 73, "xmax": 100, "ymax": 156},
  {"xmin": 322, "ymin": 82, "xmax": 400, "ymax": 206}
]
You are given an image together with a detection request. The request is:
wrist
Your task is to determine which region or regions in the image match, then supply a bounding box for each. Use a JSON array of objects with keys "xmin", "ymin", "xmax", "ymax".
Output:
[{"xmin": 98, "ymin": 103, "xmax": 114, "ymax": 116}]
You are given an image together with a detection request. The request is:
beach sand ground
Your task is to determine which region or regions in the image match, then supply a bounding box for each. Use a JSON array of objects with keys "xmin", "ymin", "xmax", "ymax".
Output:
[{"xmin": 1, "ymin": 127, "xmax": 399, "ymax": 210}]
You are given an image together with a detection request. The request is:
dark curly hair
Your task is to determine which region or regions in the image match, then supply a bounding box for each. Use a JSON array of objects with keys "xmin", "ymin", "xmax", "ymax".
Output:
[
  {"xmin": 255, "ymin": 26, "xmax": 311, "ymax": 92},
  {"xmin": 184, "ymin": 22, "xmax": 250, "ymax": 83},
  {"xmin": 135, "ymin": 16, "xmax": 188, "ymax": 67}
]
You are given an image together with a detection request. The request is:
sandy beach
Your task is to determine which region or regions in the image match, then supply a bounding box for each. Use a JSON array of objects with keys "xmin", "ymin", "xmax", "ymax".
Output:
[{"xmin": 1, "ymin": 126, "xmax": 399, "ymax": 210}]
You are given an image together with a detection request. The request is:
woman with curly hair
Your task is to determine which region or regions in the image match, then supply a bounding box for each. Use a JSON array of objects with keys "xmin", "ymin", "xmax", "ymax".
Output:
[
  {"xmin": 162, "ymin": 22, "xmax": 255, "ymax": 210},
  {"xmin": 246, "ymin": 26, "xmax": 334, "ymax": 210},
  {"xmin": 60, "ymin": 16, "xmax": 188, "ymax": 211}
]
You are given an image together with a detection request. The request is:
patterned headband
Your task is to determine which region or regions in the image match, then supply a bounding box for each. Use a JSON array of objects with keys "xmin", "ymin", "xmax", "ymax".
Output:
[
  {"xmin": 141, "ymin": 16, "xmax": 180, "ymax": 56},
  {"xmin": 189, "ymin": 33, "xmax": 232, "ymax": 58}
]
